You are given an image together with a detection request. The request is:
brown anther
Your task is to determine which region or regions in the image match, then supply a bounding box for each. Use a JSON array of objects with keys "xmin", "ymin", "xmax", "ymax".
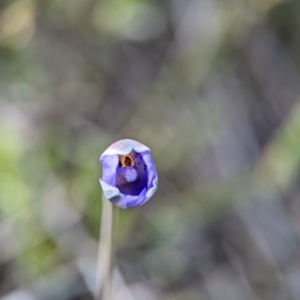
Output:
[{"xmin": 120, "ymin": 154, "xmax": 135, "ymax": 167}]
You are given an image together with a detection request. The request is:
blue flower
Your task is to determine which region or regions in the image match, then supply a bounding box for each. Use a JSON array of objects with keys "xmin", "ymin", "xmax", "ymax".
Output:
[{"xmin": 99, "ymin": 139, "xmax": 158, "ymax": 209}]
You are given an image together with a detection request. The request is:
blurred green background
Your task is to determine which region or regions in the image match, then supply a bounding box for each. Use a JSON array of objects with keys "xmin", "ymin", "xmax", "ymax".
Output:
[{"xmin": 1, "ymin": 0, "xmax": 300, "ymax": 299}]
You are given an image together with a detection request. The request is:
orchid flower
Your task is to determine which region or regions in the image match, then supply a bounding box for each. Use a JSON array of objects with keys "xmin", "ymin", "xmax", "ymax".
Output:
[{"xmin": 99, "ymin": 139, "xmax": 158, "ymax": 209}]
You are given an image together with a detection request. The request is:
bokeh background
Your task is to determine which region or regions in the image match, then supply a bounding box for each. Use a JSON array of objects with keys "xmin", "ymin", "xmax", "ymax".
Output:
[{"xmin": 1, "ymin": 0, "xmax": 300, "ymax": 299}]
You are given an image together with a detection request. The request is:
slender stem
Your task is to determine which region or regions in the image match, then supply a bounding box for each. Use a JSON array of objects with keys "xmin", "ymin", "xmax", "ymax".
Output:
[{"xmin": 95, "ymin": 195, "xmax": 116, "ymax": 300}]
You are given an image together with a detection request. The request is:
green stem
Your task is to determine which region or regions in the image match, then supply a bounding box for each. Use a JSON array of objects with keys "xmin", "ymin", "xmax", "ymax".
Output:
[{"xmin": 95, "ymin": 195, "xmax": 116, "ymax": 300}]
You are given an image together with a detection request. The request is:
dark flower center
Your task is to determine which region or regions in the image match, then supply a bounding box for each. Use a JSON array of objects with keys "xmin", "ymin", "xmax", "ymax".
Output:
[{"xmin": 116, "ymin": 152, "xmax": 148, "ymax": 195}]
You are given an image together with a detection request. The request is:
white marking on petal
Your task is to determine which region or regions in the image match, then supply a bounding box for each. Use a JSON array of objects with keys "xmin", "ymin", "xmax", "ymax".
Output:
[{"xmin": 124, "ymin": 167, "xmax": 138, "ymax": 182}]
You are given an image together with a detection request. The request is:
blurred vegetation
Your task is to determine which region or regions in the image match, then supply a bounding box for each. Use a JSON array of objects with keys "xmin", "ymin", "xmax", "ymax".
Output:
[{"xmin": 1, "ymin": 0, "xmax": 300, "ymax": 299}]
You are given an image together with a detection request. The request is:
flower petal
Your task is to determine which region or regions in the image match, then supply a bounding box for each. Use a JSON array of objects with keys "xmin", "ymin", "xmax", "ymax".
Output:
[
  {"xmin": 99, "ymin": 179, "xmax": 127, "ymax": 209},
  {"xmin": 100, "ymin": 139, "xmax": 150, "ymax": 157},
  {"xmin": 140, "ymin": 151, "xmax": 157, "ymax": 189},
  {"xmin": 122, "ymin": 188, "xmax": 148, "ymax": 208},
  {"xmin": 144, "ymin": 173, "xmax": 158, "ymax": 203},
  {"xmin": 100, "ymin": 155, "xmax": 119, "ymax": 186},
  {"xmin": 99, "ymin": 179, "xmax": 119, "ymax": 199},
  {"xmin": 99, "ymin": 179, "xmax": 150, "ymax": 209}
]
